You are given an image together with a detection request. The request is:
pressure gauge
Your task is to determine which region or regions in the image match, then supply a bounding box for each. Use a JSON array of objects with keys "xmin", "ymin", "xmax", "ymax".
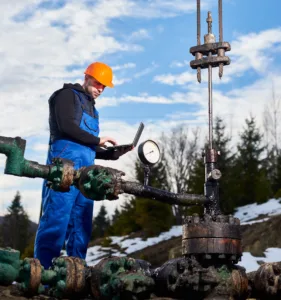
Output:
[{"xmin": 138, "ymin": 140, "xmax": 161, "ymax": 166}]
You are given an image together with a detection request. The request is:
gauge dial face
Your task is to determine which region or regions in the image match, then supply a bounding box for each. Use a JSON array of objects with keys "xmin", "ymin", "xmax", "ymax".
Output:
[{"xmin": 139, "ymin": 140, "xmax": 160, "ymax": 165}]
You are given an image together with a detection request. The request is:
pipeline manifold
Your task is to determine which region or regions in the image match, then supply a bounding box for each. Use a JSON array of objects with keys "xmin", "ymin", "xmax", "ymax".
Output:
[{"xmin": 0, "ymin": 135, "xmax": 206, "ymax": 206}]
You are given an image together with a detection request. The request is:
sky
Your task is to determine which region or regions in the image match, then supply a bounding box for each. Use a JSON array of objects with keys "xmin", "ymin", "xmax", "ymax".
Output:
[{"xmin": 0, "ymin": 0, "xmax": 281, "ymax": 223}]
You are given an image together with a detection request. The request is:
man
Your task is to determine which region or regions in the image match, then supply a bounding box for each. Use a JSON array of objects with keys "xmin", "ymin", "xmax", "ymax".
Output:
[{"xmin": 34, "ymin": 62, "xmax": 130, "ymax": 269}]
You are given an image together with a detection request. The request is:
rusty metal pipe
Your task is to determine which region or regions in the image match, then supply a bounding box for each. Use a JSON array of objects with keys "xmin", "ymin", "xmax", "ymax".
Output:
[
  {"xmin": 218, "ymin": 0, "xmax": 224, "ymax": 78},
  {"xmin": 208, "ymin": 52, "xmax": 213, "ymax": 150},
  {"xmin": 196, "ymin": 0, "xmax": 201, "ymax": 83},
  {"xmin": 121, "ymin": 181, "xmax": 207, "ymax": 206}
]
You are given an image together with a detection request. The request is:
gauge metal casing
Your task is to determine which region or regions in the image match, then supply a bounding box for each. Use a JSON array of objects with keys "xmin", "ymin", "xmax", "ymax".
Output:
[{"xmin": 138, "ymin": 140, "xmax": 160, "ymax": 166}]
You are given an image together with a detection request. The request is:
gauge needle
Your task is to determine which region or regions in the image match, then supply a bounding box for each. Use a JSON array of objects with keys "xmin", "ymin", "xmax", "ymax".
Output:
[{"xmin": 145, "ymin": 150, "xmax": 154, "ymax": 155}]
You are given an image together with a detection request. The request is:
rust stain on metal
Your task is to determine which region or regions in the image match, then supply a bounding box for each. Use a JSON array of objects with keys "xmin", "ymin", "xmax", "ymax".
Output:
[
  {"xmin": 29, "ymin": 258, "xmax": 42, "ymax": 294},
  {"xmin": 65, "ymin": 257, "xmax": 75, "ymax": 295},
  {"xmin": 230, "ymin": 269, "xmax": 248, "ymax": 297},
  {"xmin": 61, "ymin": 163, "xmax": 74, "ymax": 191},
  {"xmin": 63, "ymin": 257, "xmax": 86, "ymax": 295}
]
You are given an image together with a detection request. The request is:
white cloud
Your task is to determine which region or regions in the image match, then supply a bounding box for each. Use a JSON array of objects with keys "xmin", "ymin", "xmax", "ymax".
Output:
[
  {"xmin": 113, "ymin": 77, "xmax": 132, "ymax": 86},
  {"xmin": 31, "ymin": 143, "xmax": 49, "ymax": 152},
  {"xmin": 128, "ymin": 29, "xmax": 151, "ymax": 41},
  {"xmin": 112, "ymin": 63, "xmax": 136, "ymax": 71},
  {"xmin": 153, "ymin": 71, "xmax": 195, "ymax": 85},
  {"xmin": 170, "ymin": 60, "xmax": 189, "ymax": 68},
  {"xmin": 99, "ymin": 92, "xmax": 196, "ymax": 107}
]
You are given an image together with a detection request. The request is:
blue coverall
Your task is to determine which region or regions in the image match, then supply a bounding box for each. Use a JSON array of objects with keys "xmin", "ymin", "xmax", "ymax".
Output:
[{"xmin": 34, "ymin": 89, "xmax": 99, "ymax": 269}]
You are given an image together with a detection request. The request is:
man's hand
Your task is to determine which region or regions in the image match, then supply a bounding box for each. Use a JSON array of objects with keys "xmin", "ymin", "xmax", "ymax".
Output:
[{"xmin": 99, "ymin": 136, "xmax": 117, "ymax": 147}]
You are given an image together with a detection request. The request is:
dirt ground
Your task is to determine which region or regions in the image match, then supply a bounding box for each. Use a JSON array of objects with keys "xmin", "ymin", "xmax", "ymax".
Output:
[{"xmin": 0, "ymin": 285, "xmax": 51, "ymax": 300}]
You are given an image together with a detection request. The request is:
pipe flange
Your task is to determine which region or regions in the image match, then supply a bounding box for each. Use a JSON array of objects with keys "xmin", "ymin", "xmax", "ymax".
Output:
[{"xmin": 182, "ymin": 214, "xmax": 242, "ymax": 261}]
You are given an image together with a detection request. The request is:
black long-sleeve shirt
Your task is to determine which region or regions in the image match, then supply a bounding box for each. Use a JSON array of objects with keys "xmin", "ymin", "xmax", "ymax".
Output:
[
  {"xmin": 50, "ymin": 83, "xmax": 100, "ymax": 145},
  {"xmin": 49, "ymin": 83, "xmax": 116, "ymax": 160}
]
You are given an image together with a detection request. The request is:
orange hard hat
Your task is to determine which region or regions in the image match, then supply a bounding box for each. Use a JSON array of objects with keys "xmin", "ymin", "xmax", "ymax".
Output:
[{"xmin": 84, "ymin": 62, "xmax": 114, "ymax": 88}]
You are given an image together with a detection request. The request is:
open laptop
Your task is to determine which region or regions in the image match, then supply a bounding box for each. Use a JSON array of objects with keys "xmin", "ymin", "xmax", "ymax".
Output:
[{"xmin": 105, "ymin": 122, "xmax": 144, "ymax": 151}]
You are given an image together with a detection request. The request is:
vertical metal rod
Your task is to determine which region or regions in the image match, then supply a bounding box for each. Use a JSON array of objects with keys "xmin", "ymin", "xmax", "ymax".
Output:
[
  {"xmin": 218, "ymin": 0, "xmax": 223, "ymax": 42},
  {"xmin": 218, "ymin": 0, "xmax": 224, "ymax": 78},
  {"xmin": 197, "ymin": 0, "xmax": 201, "ymax": 45},
  {"xmin": 207, "ymin": 11, "xmax": 212, "ymax": 33},
  {"xmin": 197, "ymin": 0, "xmax": 201, "ymax": 83},
  {"xmin": 208, "ymin": 52, "xmax": 213, "ymax": 149}
]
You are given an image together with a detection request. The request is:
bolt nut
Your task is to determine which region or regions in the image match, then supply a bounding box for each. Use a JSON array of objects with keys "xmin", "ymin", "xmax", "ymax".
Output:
[
  {"xmin": 56, "ymin": 280, "xmax": 66, "ymax": 291},
  {"xmin": 192, "ymin": 213, "xmax": 200, "ymax": 224},
  {"xmin": 216, "ymin": 215, "xmax": 225, "ymax": 223},
  {"xmin": 228, "ymin": 215, "xmax": 234, "ymax": 224},
  {"xmin": 59, "ymin": 267, "xmax": 67, "ymax": 277},
  {"xmin": 203, "ymin": 214, "xmax": 212, "ymax": 222},
  {"xmin": 208, "ymin": 169, "xmax": 222, "ymax": 180},
  {"xmin": 23, "ymin": 263, "xmax": 31, "ymax": 272},
  {"xmin": 185, "ymin": 215, "xmax": 193, "ymax": 223}
]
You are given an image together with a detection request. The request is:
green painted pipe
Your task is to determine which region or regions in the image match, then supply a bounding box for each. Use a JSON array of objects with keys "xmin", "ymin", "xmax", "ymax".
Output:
[
  {"xmin": 0, "ymin": 247, "xmax": 21, "ymax": 285},
  {"xmin": 0, "ymin": 136, "xmax": 50, "ymax": 179}
]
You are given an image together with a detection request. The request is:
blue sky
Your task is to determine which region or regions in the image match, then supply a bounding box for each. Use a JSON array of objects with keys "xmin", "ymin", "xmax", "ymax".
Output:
[{"xmin": 0, "ymin": 0, "xmax": 281, "ymax": 222}]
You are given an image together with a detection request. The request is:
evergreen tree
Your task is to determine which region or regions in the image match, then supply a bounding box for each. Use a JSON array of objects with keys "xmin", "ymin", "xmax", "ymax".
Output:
[
  {"xmin": 91, "ymin": 204, "xmax": 110, "ymax": 239},
  {"xmin": 1, "ymin": 191, "xmax": 29, "ymax": 253},
  {"xmin": 109, "ymin": 159, "xmax": 174, "ymax": 237},
  {"xmin": 270, "ymin": 152, "xmax": 281, "ymax": 197},
  {"xmin": 111, "ymin": 207, "xmax": 120, "ymax": 225},
  {"xmin": 107, "ymin": 199, "xmax": 141, "ymax": 236},
  {"xmin": 213, "ymin": 117, "xmax": 236, "ymax": 213},
  {"xmin": 234, "ymin": 117, "xmax": 271, "ymax": 206},
  {"xmin": 188, "ymin": 150, "xmax": 204, "ymax": 196}
]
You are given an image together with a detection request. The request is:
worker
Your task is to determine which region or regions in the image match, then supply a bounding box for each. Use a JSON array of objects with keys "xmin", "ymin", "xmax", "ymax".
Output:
[{"xmin": 34, "ymin": 62, "xmax": 131, "ymax": 268}]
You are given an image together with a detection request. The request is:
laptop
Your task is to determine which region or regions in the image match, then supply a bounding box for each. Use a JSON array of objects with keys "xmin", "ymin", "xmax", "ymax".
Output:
[{"xmin": 105, "ymin": 122, "xmax": 144, "ymax": 151}]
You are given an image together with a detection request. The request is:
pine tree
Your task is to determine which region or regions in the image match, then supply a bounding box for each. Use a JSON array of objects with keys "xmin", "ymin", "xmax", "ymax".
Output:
[
  {"xmin": 213, "ymin": 117, "xmax": 236, "ymax": 213},
  {"xmin": 270, "ymin": 152, "xmax": 281, "ymax": 197},
  {"xmin": 111, "ymin": 207, "xmax": 120, "ymax": 225},
  {"xmin": 91, "ymin": 204, "xmax": 110, "ymax": 239},
  {"xmin": 107, "ymin": 199, "xmax": 141, "ymax": 236},
  {"xmin": 234, "ymin": 117, "xmax": 271, "ymax": 206},
  {"xmin": 188, "ymin": 150, "xmax": 204, "ymax": 196},
  {"xmin": 1, "ymin": 191, "xmax": 30, "ymax": 253}
]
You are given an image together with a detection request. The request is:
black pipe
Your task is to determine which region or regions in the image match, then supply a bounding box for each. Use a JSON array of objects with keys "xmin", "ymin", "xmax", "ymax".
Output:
[{"xmin": 121, "ymin": 181, "xmax": 207, "ymax": 206}]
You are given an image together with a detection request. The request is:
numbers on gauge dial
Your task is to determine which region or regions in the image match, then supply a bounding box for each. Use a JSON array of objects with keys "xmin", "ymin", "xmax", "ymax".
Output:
[{"xmin": 142, "ymin": 140, "xmax": 160, "ymax": 164}]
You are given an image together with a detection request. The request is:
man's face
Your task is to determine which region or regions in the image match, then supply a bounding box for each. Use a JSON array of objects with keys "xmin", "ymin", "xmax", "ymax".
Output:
[{"xmin": 84, "ymin": 75, "xmax": 106, "ymax": 99}]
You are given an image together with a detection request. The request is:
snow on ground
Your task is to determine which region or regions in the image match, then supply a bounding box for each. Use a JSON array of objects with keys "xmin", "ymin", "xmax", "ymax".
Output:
[
  {"xmin": 86, "ymin": 225, "xmax": 183, "ymax": 266},
  {"xmin": 85, "ymin": 198, "xmax": 281, "ymax": 270},
  {"xmin": 234, "ymin": 198, "xmax": 281, "ymax": 223},
  {"xmin": 238, "ymin": 248, "xmax": 281, "ymax": 272}
]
